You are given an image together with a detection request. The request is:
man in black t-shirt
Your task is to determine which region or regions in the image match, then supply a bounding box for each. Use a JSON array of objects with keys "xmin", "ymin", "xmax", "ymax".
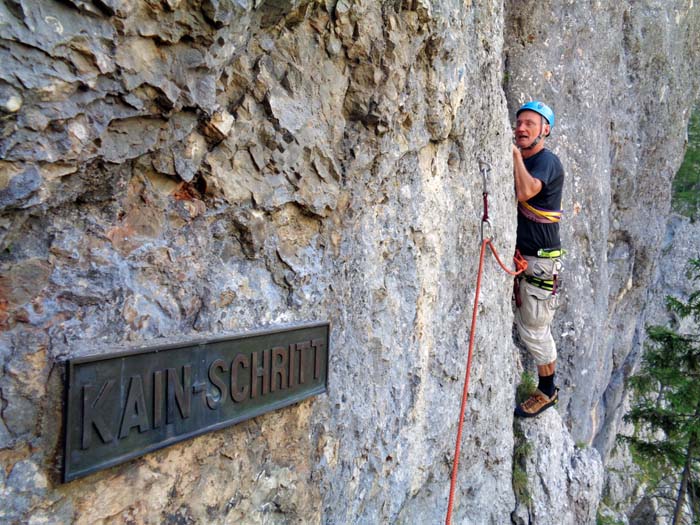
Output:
[{"xmin": 511, "ymin": 101, "xmax": 565, "ymax": 418}]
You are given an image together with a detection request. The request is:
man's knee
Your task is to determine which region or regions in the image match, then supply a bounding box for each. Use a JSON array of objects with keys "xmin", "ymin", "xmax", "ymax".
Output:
[{"xmin": 515, "ymin": 313, "xmax": 557, "ymax": 364}]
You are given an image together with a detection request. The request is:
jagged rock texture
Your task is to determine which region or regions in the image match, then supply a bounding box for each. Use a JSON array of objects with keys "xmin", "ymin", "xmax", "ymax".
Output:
[
  {"xmin": 0, "ymin": 0, "xmax": 698, "ymax": 524},
  {"xmin": 512, "ymin": 411, "xmax": 604, "ymax": 525}
]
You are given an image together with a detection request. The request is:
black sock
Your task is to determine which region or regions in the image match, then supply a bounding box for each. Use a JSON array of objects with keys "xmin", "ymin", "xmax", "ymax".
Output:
[{"xmin": 538, "ymin": 374, "xmax": 555, "ymax": 398}]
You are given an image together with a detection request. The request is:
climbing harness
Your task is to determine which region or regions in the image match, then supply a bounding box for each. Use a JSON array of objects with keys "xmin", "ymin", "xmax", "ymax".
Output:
[
  {"xmin": 445, "ymin": 162, "xmax": 528, "ymax": 525},
  {"xmin": 514, "ymin": 248, "xmax": 566, "ymax": 303},
  {"xmin": 524, "ymin": 275, "xmax": 556, "ymax": 292},
  {"xmin": 536, "ymin": 248, "xmax": 565, "ymax": 259},
  {"xmin": 517, "ymin": 248, "xmax": 566, "ymax": 295}
]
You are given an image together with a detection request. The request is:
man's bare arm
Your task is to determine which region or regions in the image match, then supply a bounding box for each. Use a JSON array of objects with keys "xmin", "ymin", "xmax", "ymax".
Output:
[{"xmin": 512, "ymin": 144, "xmax": 542, "ymax": 202}]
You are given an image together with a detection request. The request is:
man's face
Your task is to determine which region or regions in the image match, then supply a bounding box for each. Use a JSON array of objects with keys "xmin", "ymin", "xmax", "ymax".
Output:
[{"xmin": 514, "ymin": 110, "xmax": 549, "ymax": 148}]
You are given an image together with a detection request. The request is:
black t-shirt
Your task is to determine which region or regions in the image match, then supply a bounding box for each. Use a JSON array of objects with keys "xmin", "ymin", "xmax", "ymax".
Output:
[{"xmin": 516, "ymin": 148, "xmax": 564, "ymax": 256}]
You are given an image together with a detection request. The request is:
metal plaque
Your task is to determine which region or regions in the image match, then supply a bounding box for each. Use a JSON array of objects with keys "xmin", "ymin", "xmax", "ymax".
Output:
[{"xmin": 63, "ymin": 322, "xmax": 329, "ymax": 482}]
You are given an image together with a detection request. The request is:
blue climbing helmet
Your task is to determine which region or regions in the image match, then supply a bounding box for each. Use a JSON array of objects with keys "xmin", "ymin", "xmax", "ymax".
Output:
[{"xmin": 516, "ymin": 101, "xmax": 555, "ymax": 136}]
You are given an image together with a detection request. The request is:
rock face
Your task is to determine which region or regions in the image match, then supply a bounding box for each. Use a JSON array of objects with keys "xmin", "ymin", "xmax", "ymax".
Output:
[
  {"xmin": 505, "ymin": 0, "xmax": 700, "ymax": 455},
  {"xmin": 0, "ymin": 0, "xmax": 697, "ymax": 524},
  {"xmin": 512, "ymin": 411, "xmax": 604, "ymax": 525}
]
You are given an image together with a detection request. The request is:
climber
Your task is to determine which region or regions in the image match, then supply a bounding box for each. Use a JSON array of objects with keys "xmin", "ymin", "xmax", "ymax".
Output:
[{"xmin": 511, "ymin": 101, "xmax": 565, "ymax": 418}]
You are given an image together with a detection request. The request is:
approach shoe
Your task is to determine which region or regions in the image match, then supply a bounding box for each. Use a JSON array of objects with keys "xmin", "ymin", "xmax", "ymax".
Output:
[{"xmin": 514, "ymin": 388, "xmax": 559, "ymax": 418}]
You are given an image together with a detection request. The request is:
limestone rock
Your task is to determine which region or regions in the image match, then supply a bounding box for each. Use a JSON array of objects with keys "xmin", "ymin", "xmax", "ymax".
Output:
[
  {"xmin": 0, "ymin": 0, "xmax": 698, "ymax": 524},
  {"xmin": 0, "ymin": 165, "xmax": 42, "ymax": 210},
  {"xmin": 202, "ymin": 110, "xmax": 235, "ymax": 144},
  {"xmin": 512, "ymin": 410, "xmax": 604, "ymax": 525}
]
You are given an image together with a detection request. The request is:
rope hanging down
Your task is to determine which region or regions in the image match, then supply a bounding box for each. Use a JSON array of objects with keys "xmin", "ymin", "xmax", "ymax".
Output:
[{"xmin": 444, "ymin": 162, "xmax": 527, "ymax": 525}]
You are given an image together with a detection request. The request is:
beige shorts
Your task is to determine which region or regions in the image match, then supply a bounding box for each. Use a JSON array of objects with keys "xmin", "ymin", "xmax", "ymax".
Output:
[{"xmin": 514, "ymin": 255, "xmax": 561, "ymax": 365}]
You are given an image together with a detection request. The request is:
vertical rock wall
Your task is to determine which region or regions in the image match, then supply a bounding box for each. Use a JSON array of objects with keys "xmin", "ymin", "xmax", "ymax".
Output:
[
  {"xmin": 505, "ymin": 0, "xmax": 700, "ymax": 451},
  {"xmin": 1, "ymin": 1, "xmax": 521, "ymax": 523},
  {"xmin": 505, "ymin": 1, "xmax": 700, "ymax": 521},
  {"xmin": 599, "ymin": 215, "xmax": 700, "ymax": 522},
  {"xmin": 0, "ymin": 0, "xmax": 698, "ymax": 523}
]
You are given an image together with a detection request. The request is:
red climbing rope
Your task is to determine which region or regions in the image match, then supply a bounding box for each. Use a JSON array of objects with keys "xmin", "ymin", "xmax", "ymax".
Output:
[{"xmin": 445, "ymin": 164, "xmax": 528, "ymax": 525}]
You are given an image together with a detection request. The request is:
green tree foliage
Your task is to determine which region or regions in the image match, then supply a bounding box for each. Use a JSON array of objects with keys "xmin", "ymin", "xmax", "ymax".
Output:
[
  {"xmin": 673, "ymin": 105, "xmax": 700, "ymax": 221},
  {"xmin": 621, "ymin": 259, "xmax": 700, "ymax": 525}
]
